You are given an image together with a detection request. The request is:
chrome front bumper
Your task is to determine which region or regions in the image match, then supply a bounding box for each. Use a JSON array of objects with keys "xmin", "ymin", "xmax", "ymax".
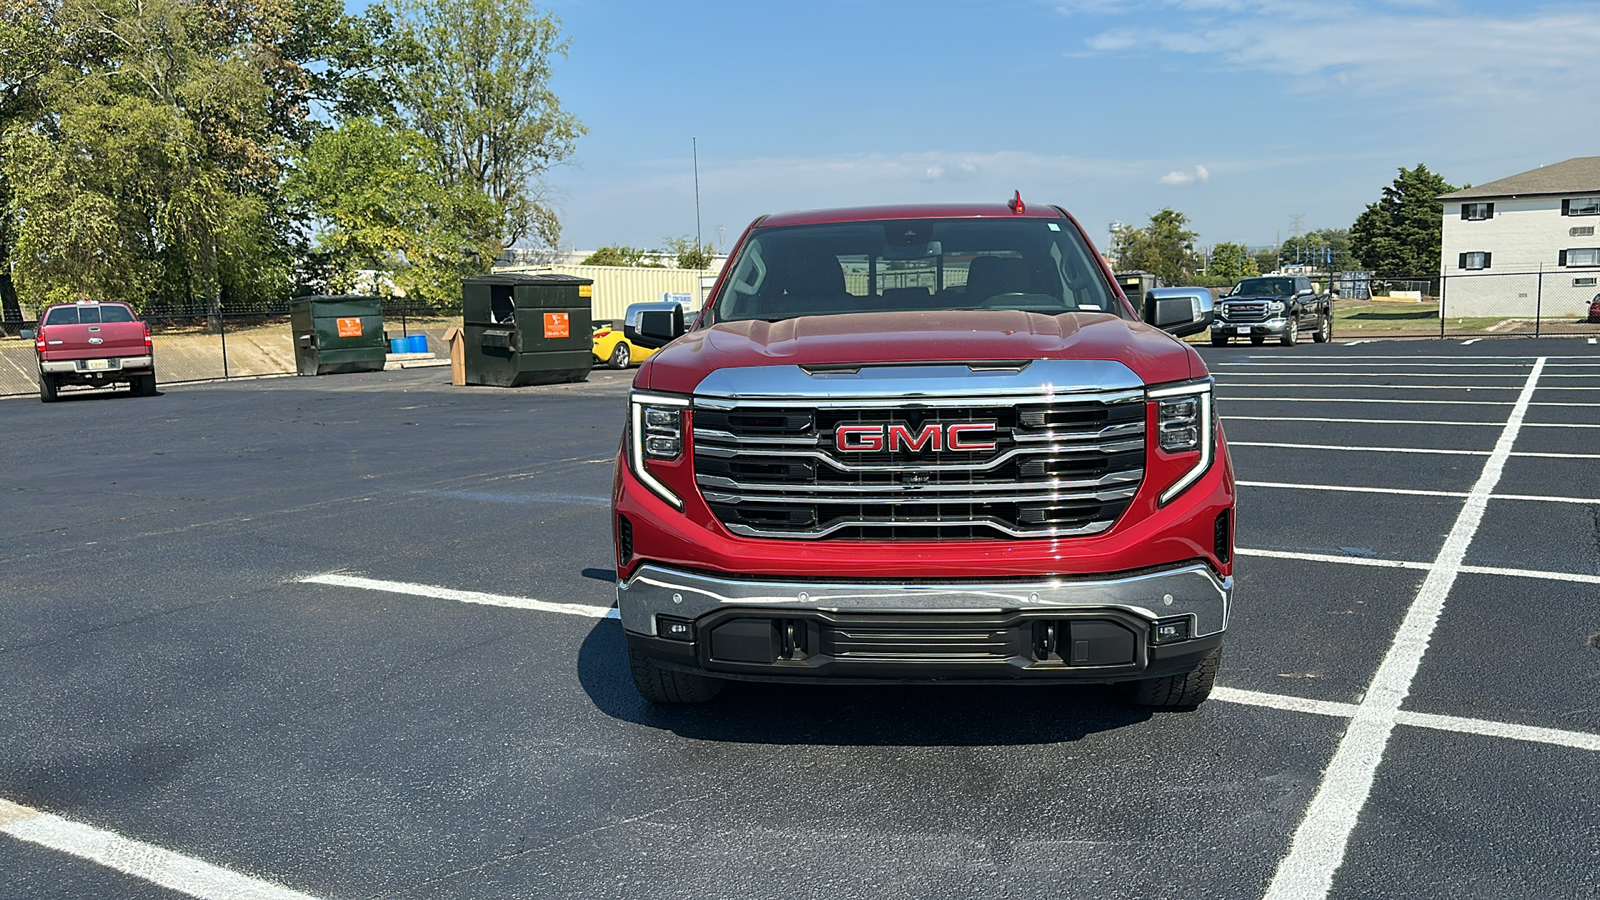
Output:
[
  {"xmin": 1212, "ymin": 318, "xmax": 1287, "ymax": 335},
  {"xmin": 617, "ymin": 562, "xmax": 1231, "ymax": 638},
  {"xmin": 40, "ymin": 355, "xmax": 153, "ymax": 374}
]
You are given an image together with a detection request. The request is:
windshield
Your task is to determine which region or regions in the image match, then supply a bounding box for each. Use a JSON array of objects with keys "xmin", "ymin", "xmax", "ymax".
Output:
[
  {"xmin": 1230, "ymin": 278, "xmax": 1295, "ymax": 298},
  {"xmin": 707, "ymin": 217, "xmax": 1123, "ymax": 323}
]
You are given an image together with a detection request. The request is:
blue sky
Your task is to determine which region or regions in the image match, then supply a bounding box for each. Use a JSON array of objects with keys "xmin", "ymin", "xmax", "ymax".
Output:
[{"xmin": 398, "ymin": 1, "xmax": 1600, "ymax": 254}]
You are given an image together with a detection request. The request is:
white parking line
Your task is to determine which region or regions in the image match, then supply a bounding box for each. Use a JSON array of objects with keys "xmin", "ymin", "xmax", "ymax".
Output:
[
  {"xmin": 1230, "ymin": 442, "xmax": 1489, "ymax": 456},
  {"xmin": 1224, "ymin": 397, "xmax": 1513, "ymax": 406},
  {"xmin": 1262, "ymin": 357, "xmax": 1547, "ymax": 900},
  {"xmin": 1221, "ymin": 383, "xmax": 1522, "ymax": 390},
  {"xmin": 1214, "ymin": 691, "xmax": 1600, "ymax": 751},
  {"xmin": 300, "ymin": 574, "xmax": 618, "ymax": 619},
  {"xmin": 1224, "ymin": 416, "xmax": 1499, "ymax": 427},
  {"xmin": 1238, "ymin": 481, "xmax": 1468, "ymax": 499},
  {"xmin": 1236, "ymin": 548, "xmax": 1600, "ymax": 585},
  {"xmin": 1216, "ymin": 371, "xmax": 1530, "ymax": 378},
  {"xmin": 0, "ymin": 799, "xmax": 321, "ymax": 900}
]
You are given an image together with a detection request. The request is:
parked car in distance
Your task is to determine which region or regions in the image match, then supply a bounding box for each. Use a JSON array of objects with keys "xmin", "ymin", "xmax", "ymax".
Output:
[
  {"xmin": 1588, "ymin": 293, "xmax": 1600, "ymax": 323},
  {"xmin": 593, "ymin": 300, "xmax": 699, "ymax": 369},
  {"xmin": 1210, "ymin": 275, "xmax": 1332, "ymax": 347},
  {"xmin": 27, "ymin": 300, "xmax": 156, "ymax": 402}
]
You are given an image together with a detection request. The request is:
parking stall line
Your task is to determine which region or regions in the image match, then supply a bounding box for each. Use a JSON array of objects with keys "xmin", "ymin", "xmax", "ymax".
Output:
[
  {"xmin": 1237, "ymin": 481, "xmax": 1469, "ymax": 499},
  {"xmin": 1237, "ymin": 548, "xmax": 1600, "ymax": 585},
  {"xmin": 1213, "ymin": 688, "xmax": 1359, "ymax": 719},
  {"xmin": 1223, "ymin": 397, "xmax": 1514, "ymax": 406},
  {"xmin": 1219, "ymin": 383, "xmax": 1524, "ymax": 391},
  {"xmin": 1223, "ymin": 416, "xmax": 1500, "ymax": 428},
  {"xmin": 1390, "ymin": 712, "xmax": 1600, "ymax": 752},
  {"xmin": 1525, "ymin": 422, "xmax": 1600, "ymax": 429},
  {"xmin": 1261, "ymin": 357, "xmax": 1548, "ymax": 900},
  {"xmin": 1215, "ymin": 372, "xmax": 1532, "ymax": 378},
  {"xmin": 0, "ymin": 799, "xmax": 322, "ymax": 900},
  {"xmin": 300, "ymin": 574, "xmax": 619, "ymax": 619},
  {"xmin": 1230, "ymin": 443, "xmax": 1489, "ymax": 456}
]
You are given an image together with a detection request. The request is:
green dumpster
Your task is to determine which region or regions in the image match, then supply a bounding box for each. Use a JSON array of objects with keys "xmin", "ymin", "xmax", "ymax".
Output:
[
  {"xmin": 290, "ymin": 295, "xmax": 386, "ymax": 376},
  {"xmin": 460, "ymin": 274, "xmax": 594, "ymax": 386}
]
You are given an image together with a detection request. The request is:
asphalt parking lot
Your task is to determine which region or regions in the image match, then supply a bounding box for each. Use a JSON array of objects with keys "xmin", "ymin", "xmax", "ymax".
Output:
[{"xmin": 2, "ymin": 339, "xmax": 1597, "ymax": 900}]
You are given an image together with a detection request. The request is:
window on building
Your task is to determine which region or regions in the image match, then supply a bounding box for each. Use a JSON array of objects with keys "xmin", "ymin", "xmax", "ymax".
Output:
[
  {"xmin": 1562, "ymin": 198, "xmax": 1600, "ymax": 216},
  {"xmin": 1573, "ymin": 277, "xmax": 1598, "ymax": 287},
  {"xmin": 1560, "ymin": 248, "xmax": 1600, "ymax": 267},
  {"xmin": 1458, "ymin": 252, "xmax": 1491, "ymax": 270},
  {"xmin": 1571, "ymin": 226, "xmax": 1596, "ymax": 237},
  {"xmin": 1460, "ymin": 202, "xmax": 1494, "ymax": 220}
]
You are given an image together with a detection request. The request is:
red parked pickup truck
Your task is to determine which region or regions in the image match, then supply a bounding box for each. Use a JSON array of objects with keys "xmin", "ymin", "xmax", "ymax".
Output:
[
  {"xmin": 29, "ymin": 300, "xmax": 157, "ymax": 402},
  {"xmin": 613, "ymin": 199, "xmax": 1234, "ymax": 709}
]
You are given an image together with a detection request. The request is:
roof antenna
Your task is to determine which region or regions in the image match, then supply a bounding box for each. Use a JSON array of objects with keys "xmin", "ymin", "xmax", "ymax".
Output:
[{"xmin": 1008, "ymin": 190, "xmax": 1025, "ymax": 214}]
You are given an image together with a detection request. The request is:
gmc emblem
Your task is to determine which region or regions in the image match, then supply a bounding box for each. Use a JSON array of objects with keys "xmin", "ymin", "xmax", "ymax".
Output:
[{"xmin": 835, "ymin": 422, "xmax": 998, "ymax": 453}]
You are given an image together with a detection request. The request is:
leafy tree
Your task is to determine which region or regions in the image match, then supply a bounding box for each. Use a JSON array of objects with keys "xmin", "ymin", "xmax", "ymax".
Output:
[
  {"xmin": 1209, "ymin": 242, "xmax": 1256, "ymax": 281},
  {"xmin": 1111, "ymin": 208, "xmax": 1198, "ymax": 284},
  {"xmin": 386, "ymin": 0, "xmax": 584, "ymax": 253},
  {"xmin": 580, "ymin": 246, "xmax": 662, "ymax": 267},
  {"xmin": 0, "ymin": 0, "xmax": 61, "ymax": 326},
  {"xmin": 664, "ymin": 235, "xmax": 715, "ymax": 270},
  {"xmin": 285, "ymin": 118, "xmax": 499, "ymax": 307},
  {"xmin": 1280, "ymin": 228, "xmax": 1356, "ymax": 271},
  {"xmin": 1253, "ymin": 247, "xmax": 1279, "ymax": 275},
  {"xmin": 1350, "ymin": 164, "xmax": 1457, "ymax": 276}
]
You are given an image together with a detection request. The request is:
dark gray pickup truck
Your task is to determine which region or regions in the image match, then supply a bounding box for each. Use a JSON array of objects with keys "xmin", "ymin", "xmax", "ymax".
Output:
[{"xmin": 1210, "ymin": 275, "xmax": 1332, "ymax": 347}]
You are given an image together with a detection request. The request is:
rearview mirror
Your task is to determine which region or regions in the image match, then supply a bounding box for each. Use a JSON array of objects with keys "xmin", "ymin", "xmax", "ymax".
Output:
[
  {"xmin": 19, "ymin": 328, "xmax": 34, "ymax": 341},
  {"xmin": 625, "ymin": 303, "xmax": 685, "ymax": 350},
  {"xmin": 1142, "ymin": 288, "xmax": 1214, "ymax": 338}
]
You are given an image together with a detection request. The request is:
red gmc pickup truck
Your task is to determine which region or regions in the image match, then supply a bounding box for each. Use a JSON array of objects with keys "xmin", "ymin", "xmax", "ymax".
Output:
[
  {"xmin": 613, "ymin": 199, "xmax": 1233, "ymax": 709},
  {"xmin": 30, "ymin": 300, "xmax": 157, "ymax": 402}
]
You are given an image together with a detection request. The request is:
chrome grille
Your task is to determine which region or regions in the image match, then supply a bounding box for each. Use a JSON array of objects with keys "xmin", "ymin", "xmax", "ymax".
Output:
[
  {"xmin": 692, "ymin": 392, "xmax": 1146, "ymax": 541},
  {"xmin": 1219, "ymin": 301, "xmax": 1269, "ymax": 322}
]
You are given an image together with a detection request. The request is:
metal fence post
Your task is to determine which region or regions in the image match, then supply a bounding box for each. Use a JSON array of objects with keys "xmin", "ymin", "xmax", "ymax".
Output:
[
  {"xmin": 1534, "ymin": 264, "xmax": 1543, "ymax": 338},
  {"xmin": 219, "ymin": 310, "xmax": 230, "ymax": 379},
  {"xmin": 1439, "ymin": 273, "xmax": 1447, "ymax": 338}
]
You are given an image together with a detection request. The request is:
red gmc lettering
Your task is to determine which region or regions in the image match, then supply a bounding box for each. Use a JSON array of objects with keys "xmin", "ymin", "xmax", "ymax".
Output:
[
  {"xmin": 946, "ymin": 423, "xmax": 998, "ymax": 451},
  {"xmin": 886, "ymin": 423, "xmax": 942, "ymax": 452},
  {"xmin": 835, "ymin": 424, "xmax": 884, "ymax": 452}
]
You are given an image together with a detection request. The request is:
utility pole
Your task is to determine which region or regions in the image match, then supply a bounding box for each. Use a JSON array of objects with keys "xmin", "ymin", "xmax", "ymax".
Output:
[{"xmin": 693, "ymin": 138, "xmax": 702, "ymax": 255}]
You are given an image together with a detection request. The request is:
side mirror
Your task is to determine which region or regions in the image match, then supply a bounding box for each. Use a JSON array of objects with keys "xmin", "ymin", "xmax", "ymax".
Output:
[
  {"xmin": 625, "ymin": 304, "xmax": 685, "ymax": 350},
  {"xmin": 19, "ymin": 328, "xmax": 34, "ymax": 341},
  {"xmin": 1143, "ymin": 289, "xmax": 1214, "ymax": 338}
]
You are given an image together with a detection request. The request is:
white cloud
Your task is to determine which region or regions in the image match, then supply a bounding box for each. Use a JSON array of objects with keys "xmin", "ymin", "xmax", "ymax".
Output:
[{"xmin": 1159, "ymin": 165, "xmax": 1210, "ymax": 185}]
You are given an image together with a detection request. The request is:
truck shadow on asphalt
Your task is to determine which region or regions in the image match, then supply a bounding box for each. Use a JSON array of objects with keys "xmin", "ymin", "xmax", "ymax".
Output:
[{"xmin": 577, "ymin": 619, "xmax": 1155, "ymax": 745}]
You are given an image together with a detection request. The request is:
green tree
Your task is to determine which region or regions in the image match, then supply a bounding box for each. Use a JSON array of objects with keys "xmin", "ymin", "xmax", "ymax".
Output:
[
  {"xmin": 1350, "ymin": 164, "xmax": 1457, "ymax": 276},
  {"xmin": 1112, "ymin": 208, "xmax": 1198, "ymax": 284},
  {"xmin": 580, "ymin": 246, "xmax": 662, "ymax": 267},
  {"xmin": 1209, "ymin": 242, "xmax": 1256, "ymax": 281},
  {"xmin": 0, "ymin": 0, "xmax": 62, "ymax": 326},
  {"xmin": 664, "ymin": 235, "xmax": 714, "ymax": 270},
  {"xmin": 1280, "ymin": 228, "xmax": 1356, "ymax": 271},
  {"xmin": 1253, "ymin": 247, "xmax": 1279, "ymax": 275},
  {"xmin": 285, "ymin": 118, "xmax": 499, "ymax": 307},
  {"xmin": 386, "ymin": 0, "xmax": 584, "ymax": 253}
]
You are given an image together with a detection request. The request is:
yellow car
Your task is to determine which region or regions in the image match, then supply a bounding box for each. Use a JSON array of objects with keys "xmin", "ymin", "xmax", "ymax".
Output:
[{"xmin": 592, "ymin": 322, "xmax": 653, "ymax": 369}]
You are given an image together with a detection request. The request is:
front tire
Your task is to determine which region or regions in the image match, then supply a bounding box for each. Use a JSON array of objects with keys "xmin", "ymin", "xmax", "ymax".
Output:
[
  {"xmin": 1313, "ymin": 312, "xmax": 1332, "ymax": 343},
  {"xmin": 629, "ymin": 649, "xmax": 723, "ymax": 703},
  {"xmin": 38, "ymin": 372, "xmax": 57, "ymax": 403},
  {"xmin": 1280, "ymin": 318, "xmax": 1299, "ymax": 347},
  {"xmin": 1126, "ymin": 650, "xmax": 1219, "ymax": 709},
  {"xmin": 607, "ymin": 342, "xmax": 631, "ymax": 369}
]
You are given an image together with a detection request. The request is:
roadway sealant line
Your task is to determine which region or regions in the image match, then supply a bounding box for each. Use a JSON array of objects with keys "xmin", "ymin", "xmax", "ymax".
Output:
[
  {"xmin": 0, "ymin": 799, "xmax": 321, "ymax": 900},
  {"xmin": 300, "ymin": 574, "xmax": 619, "ymax": 619},
  {"xmin": 1261, "ymin": 356, "xmax": 1548, "ymax": 900},
  {"xmin": 1237, "ymin": 548, "xmax": 1600, "ymax": 585}
]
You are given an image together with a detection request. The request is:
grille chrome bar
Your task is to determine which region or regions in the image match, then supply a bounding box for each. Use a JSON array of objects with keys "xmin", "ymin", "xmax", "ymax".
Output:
[
  {"xmin": 698, "ymin": 472, "xmax": 1142, "ymax": 497},
  {"xmin": 721, "ymin": 515, "xmax": 1119, "ymax": 540}
]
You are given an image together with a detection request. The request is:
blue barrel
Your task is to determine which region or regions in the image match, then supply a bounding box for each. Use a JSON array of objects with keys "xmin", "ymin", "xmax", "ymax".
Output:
[
  {"xmin": 407, "ymin": 334, "xmax": 429, "ymax": 353},
  {"xmin": 389, "ymin": 337, "xmax": 408, "ymax": 354}
]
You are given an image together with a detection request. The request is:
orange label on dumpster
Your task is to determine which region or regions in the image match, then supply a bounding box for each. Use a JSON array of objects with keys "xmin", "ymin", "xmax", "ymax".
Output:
[
  {"xmin": 544, "ymin": 312, "xmax": 570, "ymax": 338},
  {"xmin": 336, "ymin": 317, "xmax": 362, "ymax": 338}
]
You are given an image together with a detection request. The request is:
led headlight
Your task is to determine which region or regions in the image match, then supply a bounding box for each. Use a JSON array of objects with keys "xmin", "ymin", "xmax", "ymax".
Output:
[
  {"xmin": 628, "ymin": 391, "xmax": 689, "ymax": 508},
  {"xmin": 1148, "ymin": 379, "xmax": 1214, "ymax": 506},
  {"xmin": 1266, "ymin": 300, "xmax": 1285, "ymax": 313}
]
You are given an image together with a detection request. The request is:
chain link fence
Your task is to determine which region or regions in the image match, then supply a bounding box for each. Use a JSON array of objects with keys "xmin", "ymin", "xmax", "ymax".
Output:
[
  {"xmin": 1324, "ymin": 270, "xmax": 1600, "ymax": 339},
  {"xmin": 0, "ymin": 302, "xmax": 462, "ymax": 398}
]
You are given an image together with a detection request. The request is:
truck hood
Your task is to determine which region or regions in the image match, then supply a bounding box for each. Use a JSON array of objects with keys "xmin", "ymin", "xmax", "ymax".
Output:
[{"xmin": 640, "ymin": 310, "xmax": 1200, "ymax": 393}]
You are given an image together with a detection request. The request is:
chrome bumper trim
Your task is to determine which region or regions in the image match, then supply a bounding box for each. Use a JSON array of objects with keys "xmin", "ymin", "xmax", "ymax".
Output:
[
  {"xmin": 41, "ymin": 355, "xmax": 152, "ymax": 373},
  {"xmin": 618, "ymin": 563, "xmax": 1230, "ymax": 638}
]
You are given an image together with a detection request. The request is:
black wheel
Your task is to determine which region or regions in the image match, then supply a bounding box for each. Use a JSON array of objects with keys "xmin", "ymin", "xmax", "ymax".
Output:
[
  {"xmin": 1280, "ymin": 317, "xmax": 1299, "ymax": 347},
  {"xmin": 1249, "ymin": 335, "xmax": 1265, "ymax": 346},
  {"xmin": 629, "ymin": 648, "xmax": 723, "ymax": 703},
  {"xmin": 1125, "ymin": 650, "xmax": 1220, "ymax": 709},
  {"xmin": 132, "ymin": 373, "xmax": 157, "ymax": 396},
  {"xmin": 1313, "ymin": 312, "xmax": 1332, "ymax": 343},
  {"xmin": 607, "ymin": 341, "xmax": 631, "ymax": 369},
  {"xmin": 1210, "ymin": 334, "xmax": 1229, "ymax": 347},
  {"xmin": 38, "ymin": 372, "xmax": 57, "ymax": 403}
]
